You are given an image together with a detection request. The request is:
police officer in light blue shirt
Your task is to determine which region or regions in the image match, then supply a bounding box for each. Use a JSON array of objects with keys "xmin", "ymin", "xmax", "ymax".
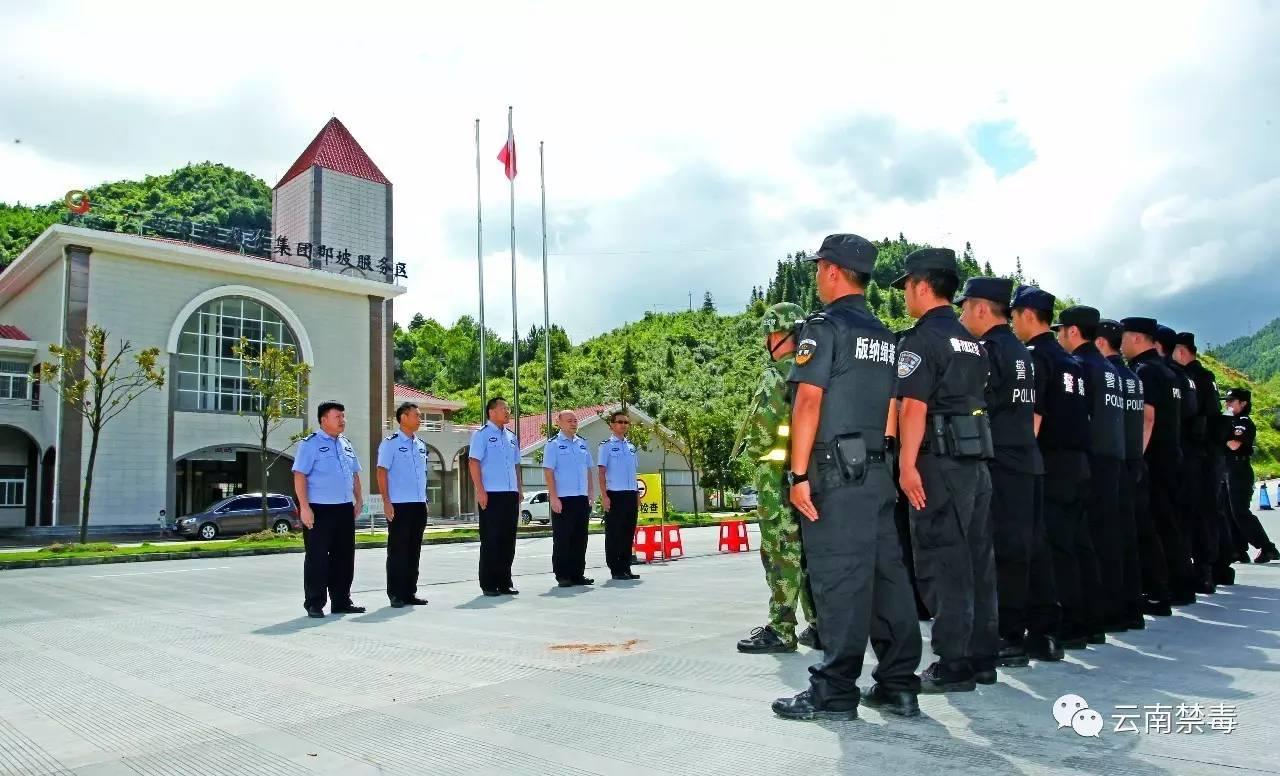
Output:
[
  {"xmin": 543, "ymin": 410, "xmax": 595, "ymax": 587},
  {"xmin": 293, "ymin": 400, "xmax": 365, "ymax": 618},
  {"xmin": 467, "ymin": 397, "xmax": 522, "ymax": 595},
  {"xmin": 597, "ymin": 410, "xmax": 641, "ymax": 581},
  {"xmin": 377, "ymin": 402, "xmax": 430, "ymax": 608}
]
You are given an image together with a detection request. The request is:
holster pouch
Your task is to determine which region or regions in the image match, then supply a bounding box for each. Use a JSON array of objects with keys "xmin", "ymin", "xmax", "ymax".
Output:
[
  {"xmin": 943, "ymin": 413, "xmax": 994, "ymax": 459},
  {"xmin": 832, "ymin": 433, "xmax": 869, "ymax": 485}
]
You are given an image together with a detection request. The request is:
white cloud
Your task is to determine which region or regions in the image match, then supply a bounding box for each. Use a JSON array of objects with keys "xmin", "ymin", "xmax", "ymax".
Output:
[{"xmin": 1, "ymin": 0, "xmax": 1275, "ymax": 344}]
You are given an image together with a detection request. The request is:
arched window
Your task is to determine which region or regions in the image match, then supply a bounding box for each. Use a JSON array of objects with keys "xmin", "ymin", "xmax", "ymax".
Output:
[{"xmin": 175, "ymin": 296, "xmax": 299, "ymax": 412}]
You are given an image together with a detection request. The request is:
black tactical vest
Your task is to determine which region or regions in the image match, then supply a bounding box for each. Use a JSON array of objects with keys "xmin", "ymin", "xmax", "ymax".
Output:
[
  {"xmin": 982, "ymin": 324, "xmax": 1037, "ymax": 449},
  {"xmin": 1075, "ymin": 343, "xmax": 1125, "ymax": 459},
  {"xmin": 811, "ymin": 297, "xmax": 897, "ymax": 463},
  {"xmin": 1130, "ymin": 350, "xmax": 1181, "ymax": 451},
  {"xmin": 1028, "ymin": 333, "xmax": 1091, "ymax": 453},
  {"xmin": 1108, "ymin": 354, "xmax": 1145, "ymax": 461}
]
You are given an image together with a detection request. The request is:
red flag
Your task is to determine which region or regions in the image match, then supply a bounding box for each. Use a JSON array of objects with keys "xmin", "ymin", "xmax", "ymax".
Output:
[{"xmin": 497, "ymin": 126, "xmax": 517, "ymax": 180}]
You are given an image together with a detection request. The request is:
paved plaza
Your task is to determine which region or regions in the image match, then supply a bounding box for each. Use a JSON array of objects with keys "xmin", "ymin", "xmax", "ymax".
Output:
[{"xmin": 0, "ymin": 521, "xmax": 1277, "ymax": 775}]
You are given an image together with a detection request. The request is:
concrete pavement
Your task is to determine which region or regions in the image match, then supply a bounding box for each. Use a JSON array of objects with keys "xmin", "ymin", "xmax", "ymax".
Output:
[{"xmin": 0, "ymin": 521, "xmax": 1277, "ymax": 775}]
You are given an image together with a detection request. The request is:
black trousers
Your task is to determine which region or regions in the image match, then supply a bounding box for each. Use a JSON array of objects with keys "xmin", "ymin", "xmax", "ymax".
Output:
[
  {"xmin": 1027, "ymin": 475, "xmax": 1062, "ymax": 636},
  {"xmin": 386, "ymin": 501, "xmax": 427, "ymax": 600},
  {"xmin": 990, "ymin": 461, "xmax": 1041, "ymax": 641},
  {"xmin": 1087, "ymin": 457, "xmax": 1126, "ymax": 627},
  {"xmin": 604, "ymin": 490, "xmax": 638, "ymax": 574},
  {"xmin": 1117, "ymin": 459, "xmax": 1146, "ymax": 614},
  {"xmin": 478, "ymin": 492, "xmax": 519, "ymax": 592},
  {"xmin": 1179, "ymin": 452, "xmax": 1215, "ymax": 581},
  {"xmin": 802, "ymin": 464, "xmax": 921, "ymax": 703},
  {"xmin": 1132, "ymin": 457, "xmax": 1169, "ymax": 599},
  {"xmin": 552, "ymin": 495, "xmax": 590, "ymax": 581},
  {"xmin": 909, "ymin": 455, "xmax": 998, "ymax": 670},
  {"xmin": 302, "ymin": 502, "xmax": 356, "ymax": 610},
  {"xmin": 1042, "ymin": 450, "xmax": 1095, "ymax": 639},
  {"xmin": 1147, "ymin": 448, "xmax": 1197, "ymax": 598},
  {"xmin": 1228, "ymin": 460, "xmax": 1277, "ymax": 552}
]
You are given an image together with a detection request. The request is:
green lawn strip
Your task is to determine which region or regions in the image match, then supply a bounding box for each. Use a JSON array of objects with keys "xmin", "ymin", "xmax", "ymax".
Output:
[{"xmin": 0, "ymin": 515, "xmax": 757, "ymax": 570}]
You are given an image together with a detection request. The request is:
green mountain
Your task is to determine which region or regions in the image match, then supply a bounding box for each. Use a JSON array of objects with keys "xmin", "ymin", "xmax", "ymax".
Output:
[
  {"xmin": 0, "ymin": 163, "xmax": 272, "ymax": 266},
  {"xmin": 1211, "ymin": 318, "xmax": 1280, "ymax": 383}
]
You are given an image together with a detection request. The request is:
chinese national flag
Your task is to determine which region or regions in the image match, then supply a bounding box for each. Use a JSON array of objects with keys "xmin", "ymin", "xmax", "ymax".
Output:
[{"xmin": 497, "ymin": 126, "xmax": 517, "ymax": 180}]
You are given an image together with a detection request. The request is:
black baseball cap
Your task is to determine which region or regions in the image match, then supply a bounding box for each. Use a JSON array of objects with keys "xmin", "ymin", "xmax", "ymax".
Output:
[
  {"xmin": 1155, "ymin": 325, "xmax": 1178, "ymax": 354},
  {"xmin": 1010, "ymin": 284, "xmax": 1055, "ymax": 313},
  {"xmin": 805, "ymin": 233, "xmax": 878, "ymax": 273},
  {"xmin": 953, "ymin": 276, "xmax": 1014, "ymax": 306},
  {"xmin": 1097, "ymin": 318, "xmax": 1125, "ymax": 339},
  {"xmin": 1052, "ymin": 305, "xmax": 1101, "ymax": 332},
  {"xmin": 890, "ymin": 248, "xmax": 958, "ymax": 289},
  {"xmin": 1225, "ymin": 388, "xmax": 1251, "ymax": 403},
  {"xmin": 1176, "ymin": 331, "xmax": 1197, "ymax": 351},
  {"xmin": 1121, "ymin": 317, "xmax": 1159, "ymax": 337}
]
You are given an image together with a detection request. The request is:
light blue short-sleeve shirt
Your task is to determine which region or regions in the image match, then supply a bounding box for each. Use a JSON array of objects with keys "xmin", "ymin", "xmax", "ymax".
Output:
[
  {"xmin": 292, "ymin": 430, "xmax": 360, "ymax": 504},
  {"xmin": 597, "ymin": 434, "xmax": 638, "ymax": 492},
  {"xmin": 469, "ymin": 421, "xmax": 519, "ymax": 493},
  {"xmin": 543, "ymin": 432, "xmax": 591, "ymax": 497},
  {"xmin": 376, "ymin": 430, "xmax": 428, "ymax": 504}
]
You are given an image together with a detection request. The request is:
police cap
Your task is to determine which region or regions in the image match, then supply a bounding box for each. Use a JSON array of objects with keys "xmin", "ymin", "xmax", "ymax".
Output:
[
  {"xmin": 1121, "ymin": 317, "xmax": 1159, "ymax": 337},
  {"xmin": 953, "ymin": 276, "xmax": 1013, "ymax": 307},
  {"xmin": 1010, "ymin": 284, "xmax": 1055, "ymax": 312},
  {"xmin": 804, "ymin": 233, "xmax": 878, "ymax": 273},
  {"xmin": 890, "ymin": 248, "xmax": 958, "ymax": 289},
  {"xmin": 1155, "ymin": 325, "xmax": 1178, "ymax": 354},
  {"xmin": 1225, "ymin": 387, "xmax": 1251, "ymax": 403},
  {"xmin": 1097, "ymin": 318, "xmax": 1125, "ymax": 339},
  {"xmin": 1176, "ymin": 331, "xmax": 1197, "ymax": 351},
  {"xmin": 1052, "ymin": 305, "xmax": 1100, "ymax": 332}
]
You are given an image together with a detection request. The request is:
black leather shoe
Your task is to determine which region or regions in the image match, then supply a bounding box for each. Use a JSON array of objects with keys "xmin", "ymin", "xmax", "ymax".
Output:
[
  {"xmin": 737, "ymin": 625, "xmax": 796, "ymax": 654},
  {"xmin": 861, "ymin": 684, "xmax": 920, "ymax": 717},
  {"xmin": 1214, "ymin": 567, "xmax": 1236, "ymax": 586},
  {"xmin": 1103, "ymin": 620, "xmax": 1129, "ymax": 634},
  {"xmin": 1126, "ymin": 614, "xmax": 1146, "ymax": 630},
  {"xmin": 575, "ymin": 577, "xmax": 595, "ymax": 586},
  {"xmin": 1025, "ymin": 633, "xmax": 1064, "ymax": 662},
  {"xmin": 1061, "ymin": 636, "xmax": 1089, "ymax": 650},
  {"xmin": 482, "ymin": 589, "xmax": 502, "ymax": 597},
  {"xmin": 1256, "ymin": 547, "xmax": 1280, "ymax": 564},
  {"xmin": 331, "ymin": 603, "xmax": 366, "ymax": 614},
  {"xmin": 305, "ymin": 606, "xmax": 325, "ymax": 618},
  {"xmin": 771, "ymin": 689, "xmax": 857, "ymax": 721},
  {"xmin": 1170, "ymin": 591, "xmax": 1197, "ymax": 606},
  {"xmin": 975, "ymin": 669, "xmax": 997, "ymax": 685},
  {"xmin": 996, "ymin": 639, "xmax": 1030, "ymax": 668},
  {"xmin": 919, "ymin": 661, "xmax": 976, "ymax": 694},
  {"xmin": 389, "ymin": 597, "xmax": 406, "ymax": 608},
  {"xmin": 1087, "ymin": 632, "xmax": 1106, "ymax": 645},
  {"xmin": 407, "ymin": 597, "xmax": 429, "ymax": 605},
  {"xmin": 557, "ymin": 579, "xmax": 575, "ymax": 588},
  {"xmin": 611, "ymin": 572, "xmax": 640, "ymax": 580},
  {"xmin": 499, "ymin": 588, "xmax": 520, "ymax": 595},
  {"xmin": 797, "ymin": 625, "xmax": 823, "ymax": 650},
  {"xmin": 1141, "ymin": 598, "xmax": 1172, "ymax": 617}
]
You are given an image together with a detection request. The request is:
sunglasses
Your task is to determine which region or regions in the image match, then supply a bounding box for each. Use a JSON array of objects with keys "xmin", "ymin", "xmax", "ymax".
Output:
[{"xmin": 612, "ymin": 419, "xmax": 631, "ymax": 425}]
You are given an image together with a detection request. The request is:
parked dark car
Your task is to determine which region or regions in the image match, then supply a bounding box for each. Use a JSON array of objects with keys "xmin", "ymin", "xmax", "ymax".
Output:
[{"xmin": 173, "ymin": 493, "xmax": 300, "ymax": 540}]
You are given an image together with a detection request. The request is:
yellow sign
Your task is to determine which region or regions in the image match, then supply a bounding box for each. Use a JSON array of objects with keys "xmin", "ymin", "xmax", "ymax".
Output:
[{"xmin": 637, "ymin": 473, "xmax": 664, "ymax": 521}]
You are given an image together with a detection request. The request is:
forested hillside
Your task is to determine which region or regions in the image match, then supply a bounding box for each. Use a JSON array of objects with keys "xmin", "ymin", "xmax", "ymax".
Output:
[{"xmin": 1212, "ymin": 318, "xmax": 1280, "ymax": 383}]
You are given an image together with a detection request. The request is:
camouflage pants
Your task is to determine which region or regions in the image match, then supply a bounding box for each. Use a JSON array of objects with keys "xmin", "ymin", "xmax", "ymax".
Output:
[{"xmin": 754, "ymin": 464, "xmax": 817, "ymax": 643}]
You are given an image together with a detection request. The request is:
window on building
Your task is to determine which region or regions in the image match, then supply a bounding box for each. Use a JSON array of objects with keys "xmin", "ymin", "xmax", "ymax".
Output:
[
  {"xmin": 0, "ymin": 465, "xmax": 26, "ymax": 507},
  {"xmin": 0, "ymin": 360, "xmax": 30, "ymax": 401},
  {"xmin": 175, "ymin": 297, "xmax": 300, "ymax": 413}
]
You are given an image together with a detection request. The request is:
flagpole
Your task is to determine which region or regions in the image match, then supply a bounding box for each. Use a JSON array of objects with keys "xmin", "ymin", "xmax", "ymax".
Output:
[
  {"xmin": 475, "ymin": 118, "xmax": 487, "ymax": 412},
  {"xmin": 540, "ymin": 140, "xmax": 551, "ymax": 442},
  {"xmin": 508, "ymin": 106, "xmax": 520, "ymax": 455}
]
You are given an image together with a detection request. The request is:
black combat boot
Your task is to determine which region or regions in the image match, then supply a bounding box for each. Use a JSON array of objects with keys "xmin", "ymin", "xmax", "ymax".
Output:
[
  {"xmin": 1025, "ymin": 633, "xmax": 1064, "ymax": 662},
  {"xmin": 996, "ymin": 637, "xmax": 1030, "ymax": 668},
  {"xmin": 861, "ymin": 684, "xmax": 920, "ymax": 717},
  {"xmin": 797, "ymin": 625, "xmax": 823, "ymax": 650},
  {"xmin": 919, "ymin": 660, "xmax": 976, "ymax": 693},
  {"xmin": 771, "ymin": 689, "xmax": 857, "ymax": 721},
  {"xmin": 737, "ymin": 625, "xmax": 796, "ymax": 654}
]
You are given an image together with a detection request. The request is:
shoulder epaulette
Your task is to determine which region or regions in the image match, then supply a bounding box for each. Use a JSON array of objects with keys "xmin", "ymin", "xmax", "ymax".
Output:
[
  {"xmin": 386, "ymin": 433, "xmax": 397, "ymax": 440},
  {"xmin": 303, "ymin": 431, "xmax": 317, "ymax": 440}
]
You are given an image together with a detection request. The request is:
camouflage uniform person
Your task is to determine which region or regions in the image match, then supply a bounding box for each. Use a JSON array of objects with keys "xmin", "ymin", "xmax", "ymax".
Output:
[{"xmin": 733, "ymin": 302, "xmax": 821, "ymax": 653}]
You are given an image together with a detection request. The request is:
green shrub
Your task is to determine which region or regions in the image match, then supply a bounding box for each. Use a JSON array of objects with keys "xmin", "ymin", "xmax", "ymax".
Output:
[
  {"xmin": 40, "ymin": 542, "xmax": 118, "ymax": 554},
  {"xmin": 235, "ymin": 530, "xmax": 289, "ymax": 543}
]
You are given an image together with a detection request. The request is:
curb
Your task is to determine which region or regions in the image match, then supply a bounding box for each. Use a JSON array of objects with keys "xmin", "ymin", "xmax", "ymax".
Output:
[{"xmin": 0, "ymin": 519, "xmax": 756, "ymax": 572}]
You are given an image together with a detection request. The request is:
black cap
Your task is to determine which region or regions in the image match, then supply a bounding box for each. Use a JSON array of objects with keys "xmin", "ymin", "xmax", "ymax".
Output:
[
  {"xmin": 1121, "ymin": 317, "xmax": 1159, "ymax": 337},
  {"xmin": 1176, "ymin": 331, "xmax": 1197, "ymax": 351},
  {"xmin": 890, "ymin": 248, "xmax": 958, "ymax": 289},
  {"xmin": 1225, "ymin": 388, "xmax": 1251, "ymax": 403},
  {"xmin": 1155, "ymin": 325, "xmax": 1178, "ymax": 354},
  {"xmin": 1010, "ymin": 284, "xmax": 1055, "ymax": 313},
  {"xmin": 805, "ymin": 234, "xmax": 878, "ymax": 273},
  {"xmin": 953, "ymin": 276, "xmax": 1014, "ymax": 306},
  {"xmin": 1097, "ymin": 318, "xmax": 1124, "ymax": 339},
  {"xmin": 1052, "ymin": 305, "xmax": 1101, "ymax": 332}
]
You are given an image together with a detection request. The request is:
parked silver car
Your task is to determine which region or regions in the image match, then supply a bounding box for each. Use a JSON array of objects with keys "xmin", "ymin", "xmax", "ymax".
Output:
[{"xmin": 173, "ymin": 493, "xmax": 301, "ymax": 540}]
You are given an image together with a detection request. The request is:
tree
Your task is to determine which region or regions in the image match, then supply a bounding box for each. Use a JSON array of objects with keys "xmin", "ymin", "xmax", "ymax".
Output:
[
  {"xmin": 867, "ymin": 281, "xmax": 884, "ymax": 312},
  {"xmin": 701, "ymin": 291, "xmax": 716, "ymax": 314},
  {"xmin": 983, "ymin": 260, "xmax": 994, "ymax": 277},
  {"xmin": 655, "ymin": 406, "xmax": 703, "ymax": 518},
  {"xmin": 34, "ymin": 326, "xmax": 165, "ymax": 543},
  {"xmin": 665, "ymin": 346, "xmax": 677, "ymax": 371},
  {"xmin": 888, "ymin": 290, "xmax": 905, "ymax": 319},
  {"xmin": 408, "ymin": 312, "xmax": 427, "ymax": 331},
  {"xmin": 1013, "ymin": 256, "xmax": 1026, "ymax": 286},
  {"xmin": 233, "ymin": 336, "xmax": 312, "ymax": 530},
  {"xmin": 618, "ymin": 341, "xmax": 641, "ymax": 409}
]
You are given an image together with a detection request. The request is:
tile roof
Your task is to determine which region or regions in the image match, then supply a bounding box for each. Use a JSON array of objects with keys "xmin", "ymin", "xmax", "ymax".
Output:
[
  {"xmin": 275, "ymin": 117, "xmax": 391, "ymax": 189},
  {"xmin": 0, "ymin": 325, "xmax": 30, "ymax": 341},
  {"xmin": 393, "ymin": 383, "xmax": 466, "ymax": 410}
]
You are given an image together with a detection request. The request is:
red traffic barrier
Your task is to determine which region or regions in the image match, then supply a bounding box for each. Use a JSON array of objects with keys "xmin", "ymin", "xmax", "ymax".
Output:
[
  {"xmin": 718, "ymin": 519, "xmax": 750, "ymax": 553},
  {"xmin": 633, "ymin": 523, "xmax": 685, "ymax": 563}
]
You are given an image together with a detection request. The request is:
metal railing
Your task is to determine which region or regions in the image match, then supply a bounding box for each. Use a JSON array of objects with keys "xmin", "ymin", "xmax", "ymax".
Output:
[{"xmin": 0, "ymin": 396, "xmax": 39, "ymax": 410}]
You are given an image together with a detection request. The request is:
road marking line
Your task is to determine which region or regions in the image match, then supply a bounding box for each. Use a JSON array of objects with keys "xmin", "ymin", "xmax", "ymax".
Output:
[{"xmin": 90, "ymin": 566, "xmax": 232, "ymax": 578}]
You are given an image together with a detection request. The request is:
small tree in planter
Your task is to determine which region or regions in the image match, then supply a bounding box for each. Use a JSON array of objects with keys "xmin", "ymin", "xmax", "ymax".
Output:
[{"xmin": 34, "ymin": 325, "xmax": 165, "ymax": 543}]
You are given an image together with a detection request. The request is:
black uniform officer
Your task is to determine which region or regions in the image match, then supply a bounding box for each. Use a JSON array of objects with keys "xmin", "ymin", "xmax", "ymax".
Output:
[
  {"xmin": 1122, "ymin": 318, "xmax": 1197, "ymax": 606},
  {"xmin": 955, "ymin": 276, "xmax": 1056, "ymax": 668},
  {"xmin": 773, "ymin": 233, "xmax": 922, "ymax": 721},
  {"xmin": 1223, "ymin": 389, "xmax": 1280, "ymax": 563},
  {"xmin": 1056, "ymin": 306, "xmax": 1126, "ymax": 636},
  {"xmin": 1157, "ymin": 326, "xmax": 1213, "ymax": 594},
  {"xmin": 1096, "ymin": 319, "xmax": 1149, "ymax": 627},
  {"xmin": 1011, "ymin": 286, "xmax": 1094, "ymax": 650},
  {"xmin": 893, "ymin": 248, "xmax": 997, "ymax": 693},
  {"xmin": 1175, "ymin": 332, "xmax": 1232, "ymax": 586}
]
